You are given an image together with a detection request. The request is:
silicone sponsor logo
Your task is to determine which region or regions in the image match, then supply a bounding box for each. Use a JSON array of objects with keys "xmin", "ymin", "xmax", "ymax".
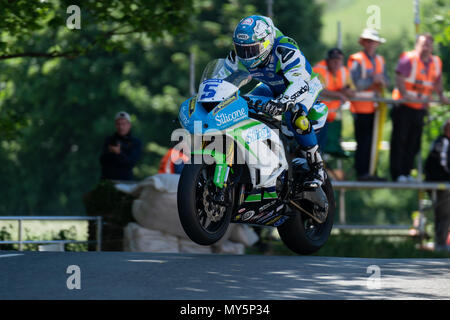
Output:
[{"xmin": 215, "ymin": 108, "xmax": 246, "ymax": 126}]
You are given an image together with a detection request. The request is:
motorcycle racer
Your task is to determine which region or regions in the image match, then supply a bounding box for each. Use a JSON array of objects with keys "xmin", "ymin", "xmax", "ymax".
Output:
[{"xmin": 219, "ymin": 15, "xmax": 328, "ymax": 188}]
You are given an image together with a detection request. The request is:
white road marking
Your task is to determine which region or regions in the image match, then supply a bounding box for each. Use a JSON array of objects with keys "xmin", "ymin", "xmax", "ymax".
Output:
[{"xmin": 0, "ymin": 254, "xmax": 24, "ymax": 258}]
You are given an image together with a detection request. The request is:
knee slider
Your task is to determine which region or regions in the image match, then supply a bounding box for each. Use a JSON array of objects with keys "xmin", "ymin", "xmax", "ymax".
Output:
[{"xmin": 294, "ymin": 115, "xmax": 311, "ymax": 134}]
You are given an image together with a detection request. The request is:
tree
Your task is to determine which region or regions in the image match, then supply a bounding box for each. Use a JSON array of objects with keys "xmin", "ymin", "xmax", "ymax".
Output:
[
  {"xmin": 0, "ymin": 0, "xmax": 327, "ymax": 215},
  {"xmin": 422, "ymin": 0, "xmax": 450, "ymax": 87},
  {"xmin": 0, "ymin": 0, "xmax": 194, "ymax": 60}
]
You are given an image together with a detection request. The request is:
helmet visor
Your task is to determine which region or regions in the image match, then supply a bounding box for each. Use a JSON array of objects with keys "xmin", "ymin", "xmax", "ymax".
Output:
[{"xmin": 234, "ymin": 42, "xmax": 262, "ymax": 60}]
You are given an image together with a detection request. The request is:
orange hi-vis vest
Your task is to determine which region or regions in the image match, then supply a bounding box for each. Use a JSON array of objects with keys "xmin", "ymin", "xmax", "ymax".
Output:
[
  {"xmin": 313, "ymin": 60, "xmax": 350, "ymax": 122},
  {"xmin": 392, "ymin": 51, "xmax": 442, "ymax": 109},
  {"xmin": 347, "ymin": 51, "xmax": 385, "ymax": 114},
  {"xmin": 158, "ymin": 148, "xmax": 189, "ymax": 174}
]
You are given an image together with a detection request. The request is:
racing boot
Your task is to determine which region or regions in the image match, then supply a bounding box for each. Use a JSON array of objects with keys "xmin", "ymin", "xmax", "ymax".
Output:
[{"xmin": 301, "ymin": 145, "xmax": 325, "ymax": 189}]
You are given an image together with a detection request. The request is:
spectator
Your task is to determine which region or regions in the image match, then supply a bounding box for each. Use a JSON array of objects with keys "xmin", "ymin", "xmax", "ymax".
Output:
[
  {"xmin": 313, "ymin": 48, "xmax": 354, "ymax": 156},
  {"xmin": 424, "ymin": 120, "xmax": 450, "ymax": 252},
  {"xmin": 100, "ymin": 111, "xmax": 142, "ymax": 181},
  {"xmin": 347, "ymin": 28, "xmax": 389, "ymax": 181},
  {"xmin": 391, "ymin": 33, "xmax": 449, "ymax": 182}
]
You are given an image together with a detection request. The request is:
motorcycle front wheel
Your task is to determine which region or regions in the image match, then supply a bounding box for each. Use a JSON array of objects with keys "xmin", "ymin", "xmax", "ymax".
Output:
[{"xmin": 177, "ymin": 158, "xmax": 234, "ymax": 246}]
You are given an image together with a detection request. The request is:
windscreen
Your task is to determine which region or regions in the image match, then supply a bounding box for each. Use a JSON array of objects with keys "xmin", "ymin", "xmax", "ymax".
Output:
[{"xmin": 199, "ymin": 59, "xmax": 252, "ymax": 90}]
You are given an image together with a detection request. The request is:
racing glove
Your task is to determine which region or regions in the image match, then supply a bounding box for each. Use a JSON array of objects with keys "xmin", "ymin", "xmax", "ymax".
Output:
[{"xmin": 263, "ymin": 100, "xmax": 287, "ymax": 117}]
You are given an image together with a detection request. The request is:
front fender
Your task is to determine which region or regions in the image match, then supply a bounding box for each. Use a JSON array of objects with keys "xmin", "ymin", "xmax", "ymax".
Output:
[{"xmin": 191, "ymin": 149, "xmax": 228, "ymax": 188}]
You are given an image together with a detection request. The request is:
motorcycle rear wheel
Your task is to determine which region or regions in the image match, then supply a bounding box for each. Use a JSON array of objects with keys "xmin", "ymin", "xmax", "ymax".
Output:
[{"xmin": 277, "ymin": 177, "xmax": 335, "ymax": 255}]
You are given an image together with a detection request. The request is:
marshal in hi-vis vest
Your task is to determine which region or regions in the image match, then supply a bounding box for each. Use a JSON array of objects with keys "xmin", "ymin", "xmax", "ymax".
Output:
[
  {"xmin": 313, "ymin": 60, "xmax": 350, "ymax": 122},
  {"xmin": 392, "ymin": 51, "xmax": 442, "ymax": 109},
  {"xmin": 347, "ymin": 51, "xmax": 385, "ymax": 114},
  {"xmin": 158, "ymin": 148, "xmax": 189, "ymax": 174}
]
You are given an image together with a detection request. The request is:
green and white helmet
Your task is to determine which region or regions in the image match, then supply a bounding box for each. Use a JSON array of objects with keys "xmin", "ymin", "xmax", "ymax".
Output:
[{"xmin": 233, "ymin": 15, "xmax": 275, "ymax": 68}]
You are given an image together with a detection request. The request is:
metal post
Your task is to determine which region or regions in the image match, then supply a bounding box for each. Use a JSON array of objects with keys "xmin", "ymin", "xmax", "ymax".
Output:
[
  {"xmin": 267, "ymin": 0, "xmax": 273, "ymax": 18},
  {"xmin": 337, "ymin": 21, "xmax": 342, "ymax": 49},
  {"xmin": 18, "ymin": 219, "xmax": 23, "ymax": 251},
  {"xmin": 96, "ymin": 216, "xmax": 102, "ymax": 252},
  {"xmin": 413, "ymin": 0, "xmax": 420, "ymax": 39},
  {"xmin": 189, "ymin": 50, "xmax": 196, "ymax": 96},
  {"xmin": 339, "ymin": 189, "xmax": 346, "ymax": 225}
]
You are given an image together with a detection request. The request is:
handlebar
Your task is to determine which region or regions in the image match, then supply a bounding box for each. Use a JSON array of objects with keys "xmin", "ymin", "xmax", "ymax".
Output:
[{"xmin": 243, "ymin": 96, "xmax": 298, "ymax": 114}]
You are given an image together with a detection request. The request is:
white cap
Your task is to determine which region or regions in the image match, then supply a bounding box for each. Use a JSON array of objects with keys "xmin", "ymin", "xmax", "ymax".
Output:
[
  {"xmin": 115, "ymin": 111, "xmax": 131, "ymax": 122},
  {"xmin": 359, "ymin": 28, "xmax": 386, "ymax": 43}
]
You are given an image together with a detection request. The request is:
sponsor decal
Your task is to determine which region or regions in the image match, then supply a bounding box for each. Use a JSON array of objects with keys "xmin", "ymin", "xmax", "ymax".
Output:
[
  {"xmin": 273, "ymin": 216, "xmax": 288, "ymax": 227},
  {"xmin": 258, "ymin": 211, "xmax": 275, "ymax": 223},
  {"xmin": 242, "ymin": 210, "xmax": 255, "ymax": 221},
  {"xmin": 308, "ymin": 77, "xmax": 323, "ymax": 94},
  {"xmin": 238, "ymin": 208, "xmax": 246, "ymax": 214},
  {"xmin": 215, "ymin": 165, "xmax": 222, "ymax": 184},
  {"xmin": 236, "ymin": 33, "xmax": 249, "ymax": 40},
  {"xmin": 253, "ymin": 210, "xmax": 274, "ymax": 222},
  {"xmin": 265, "ymin": 216, "xmax": 282, "ymax": 226},
  {"xmin": 241, "ymin": 18, "xmax": 254, "ymax": 26},
  {"xmin": 202, "ymin": 79, "xmax": 223, "ymax": 84},
  {"xmin": 234, "ymin": 215, "xmax": 241, "ymax": 221},
  {"xmin": 259, "ymin": 200, "xmax": 276, "ymax": 213},
  {"xmin": 215, "ymin": 108, "xmax": 246, "ymax": 126},
  {"xmin": 212, "ymin": 92, "xmax": 238, "ymax": 115},
  {"xmin": 245, "ymin": 126, "xmax": 271, "ymax": 144},
  {"xmin": 179, "ymin": 109, "xmax": 189, "ymax": 127},
  {"xmin": 290, "ymin": 84, "xmax": 309, "ymax": 100},
  {"xmin": 268, "ymin": 80, "xmax": 285, "ymax": 86},
  {"xmin": 188, "ymin": 96, "xmax": 196, "ymax": 117}
]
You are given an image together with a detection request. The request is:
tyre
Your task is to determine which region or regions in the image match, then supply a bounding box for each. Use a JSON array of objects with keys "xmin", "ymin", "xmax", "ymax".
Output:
[
  {"xmin": 277, "ymin": 177, "xmax": 335, "ymax": 255},
  {"xmin": 177, "ymin": 158, "xmax": 234, "ymax": 245}
]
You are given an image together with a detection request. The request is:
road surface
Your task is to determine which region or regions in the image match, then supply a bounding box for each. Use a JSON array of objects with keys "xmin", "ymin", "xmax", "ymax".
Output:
[{"xmin": 0, "ymin": 251, "xmax": 449, "ymax": 299}]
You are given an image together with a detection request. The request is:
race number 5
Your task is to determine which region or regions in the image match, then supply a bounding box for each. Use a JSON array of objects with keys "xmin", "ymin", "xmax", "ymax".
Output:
[{"xmin": 200, "ymin": 84, "xmax": 218, "ymax": 100}]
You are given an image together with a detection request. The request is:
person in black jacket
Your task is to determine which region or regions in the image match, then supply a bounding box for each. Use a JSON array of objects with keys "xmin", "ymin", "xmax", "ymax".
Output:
[
  {"xmin": 100, "ymin": 111, "xmax": 142, "ymax": 181},
  {"xmin": 424, "ymin": 119, "xmax": 450, "ymax": 252}
]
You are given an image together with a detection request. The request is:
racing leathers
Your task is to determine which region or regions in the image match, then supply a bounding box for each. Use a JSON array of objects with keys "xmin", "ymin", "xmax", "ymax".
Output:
[{"xmin": 221, "ymin": 27, "xmax": 328, "ymax": 188}]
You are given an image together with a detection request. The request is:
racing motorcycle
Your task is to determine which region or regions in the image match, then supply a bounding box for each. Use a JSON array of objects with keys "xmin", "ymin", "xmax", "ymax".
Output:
[{"xmin": 177, "ymin": 59, "xmax": 335, "ymax": 255}]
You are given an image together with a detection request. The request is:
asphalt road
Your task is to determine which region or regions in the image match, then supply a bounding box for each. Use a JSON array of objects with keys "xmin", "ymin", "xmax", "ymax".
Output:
[{"xmin": 0, "ymin": 251, "xmax": 449, "ymax": 300}]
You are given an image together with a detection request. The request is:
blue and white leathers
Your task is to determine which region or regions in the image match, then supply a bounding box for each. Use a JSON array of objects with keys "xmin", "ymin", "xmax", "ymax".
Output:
[{"xmin": 222, "ymin": 16, "xmax": 327, "ymax": 150}]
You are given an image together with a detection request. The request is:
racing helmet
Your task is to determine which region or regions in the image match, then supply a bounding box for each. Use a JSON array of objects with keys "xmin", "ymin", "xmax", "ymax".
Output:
[{"xmin": 233, "ymin": 15, "xmax": 275, "ymax": 69}]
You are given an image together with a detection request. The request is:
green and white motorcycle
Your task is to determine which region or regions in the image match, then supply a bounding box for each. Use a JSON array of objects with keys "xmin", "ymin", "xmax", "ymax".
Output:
[{"xmin": 177, "ymin": 59, "xmax": 335, "ymax": 255}]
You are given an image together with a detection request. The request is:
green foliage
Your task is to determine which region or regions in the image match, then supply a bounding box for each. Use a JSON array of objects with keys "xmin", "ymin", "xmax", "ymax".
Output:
[
  {"xmin": 0, "ymin": 0, "xmax": 326, "ymax": 215},
  {"xmin": 0, "ymin": 0, "xmax": 195, "ymax": 59},
  {"xmin": 422, "ymin": 0, "xmax": 450, "ymax": 87},
  {"xmin": 0, "ymin": 222, "xmax": 87, "ymax": 251}
]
